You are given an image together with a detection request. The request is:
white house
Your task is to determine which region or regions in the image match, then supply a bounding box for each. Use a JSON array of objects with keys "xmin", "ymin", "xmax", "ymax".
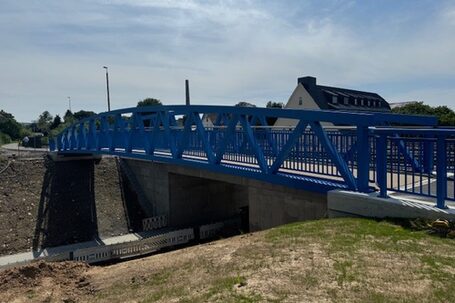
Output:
[{"xmin": 274, "ymin": 76, "xmax": 391, "ymax": 127}]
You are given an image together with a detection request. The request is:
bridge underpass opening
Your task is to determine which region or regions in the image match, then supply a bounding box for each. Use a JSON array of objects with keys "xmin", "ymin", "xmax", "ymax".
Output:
[
  {"xmin": 168, "ymin": 172, "xmax": 249, "ymax": 234},
  {"xmin": 122, "ymin": 158, "xmax": 328, "ymax": 233}
]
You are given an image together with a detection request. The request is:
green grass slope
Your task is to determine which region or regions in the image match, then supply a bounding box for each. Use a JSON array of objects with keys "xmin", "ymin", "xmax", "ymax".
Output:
[{"xmin": 3, "ymin": 218, "xmax": 455, "ymax": 303}]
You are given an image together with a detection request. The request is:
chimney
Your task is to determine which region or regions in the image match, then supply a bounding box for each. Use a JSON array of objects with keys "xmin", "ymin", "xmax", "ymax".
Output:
[
  {"xmin": 185, "ymin": 79, "xmax": 190, "ymax": 106},
  {"xmin": 297, "ymin": 76, "xmax": 317, "ymax": 87}
]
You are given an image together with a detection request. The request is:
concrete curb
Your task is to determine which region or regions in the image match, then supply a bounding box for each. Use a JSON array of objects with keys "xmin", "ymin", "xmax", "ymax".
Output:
[{"xmin": 328, "ymin": 190, "xmax": 455, "ymax": 220}]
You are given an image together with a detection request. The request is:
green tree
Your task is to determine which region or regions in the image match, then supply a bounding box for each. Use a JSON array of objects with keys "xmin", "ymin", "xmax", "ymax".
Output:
[
  {"xmin": 392, "ymin": 102, "xmax": 433, "ymax": 116},
  {"xmin": 266, "ymin": 101, "xmax": 284, "ymax": 108},
  {"xmin": 392, "ymin": 102, "xmax": 455, "ymax": 126},
  {"xmin": 64, "ymin": 110, "xmax": 75, "ymax": 124},
  {"xmin": 137, "ymin": 98, "xmax": 162, "ymax": 107},
  {"xmin": 432, "ymin": 106, "xmax": 455, "ymax": 126},
  {"xmin": 36, "ymin": 111, "xmax": 53, "ymax": 135},
  {"xmin": 0, "ymin": 132, "xmax": 11, "ymax": 145},
  {"xmin": 265, "ymin": 101, "xmax": 284, "ymax": 125},
  {"xmin": 73, "ymin": 110, "xmax": 95, "ymax": 121},
  {"xmin": 0, "ymin": 110, "xmax": 22, "ymax": 140},
  {"xmin": 235, "ymin": 101, "xmax": 256, "ymax": 107},
  {"xmin": 50, "ymin": 115, "xmax": 62, "ymax": 130}
]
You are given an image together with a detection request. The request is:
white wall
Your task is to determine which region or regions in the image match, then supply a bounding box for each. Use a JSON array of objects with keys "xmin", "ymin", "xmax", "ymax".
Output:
[{"xmin": 274, "ymin": 83, "xmax": 320, "ymax": 127}]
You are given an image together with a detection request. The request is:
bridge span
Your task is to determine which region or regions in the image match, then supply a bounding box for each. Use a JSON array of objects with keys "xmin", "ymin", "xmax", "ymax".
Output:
[{"xmin": 50, "ymin": 105, "xmax": 453, "ymax": 208}]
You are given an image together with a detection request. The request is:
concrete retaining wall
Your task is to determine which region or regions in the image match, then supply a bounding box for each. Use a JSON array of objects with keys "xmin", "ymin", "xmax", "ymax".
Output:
[{"xmin": 248, "ymin": 184, "xmax": 327, "ymax": 231}]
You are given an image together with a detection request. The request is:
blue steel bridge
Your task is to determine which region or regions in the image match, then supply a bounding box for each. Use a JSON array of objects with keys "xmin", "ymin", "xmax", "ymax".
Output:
[{"xmin": 50, "ymin": 105, "xmax": 455, "ymax": 209}]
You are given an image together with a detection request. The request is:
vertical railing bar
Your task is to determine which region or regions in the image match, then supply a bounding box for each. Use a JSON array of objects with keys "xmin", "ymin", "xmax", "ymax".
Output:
[
  {"xmin": 376, "ymin": 134, "xmax": 387, "ymax": 198},
  {"xmin": 436, "ymin": 135, "xmax": 447, "ymax": 208}
]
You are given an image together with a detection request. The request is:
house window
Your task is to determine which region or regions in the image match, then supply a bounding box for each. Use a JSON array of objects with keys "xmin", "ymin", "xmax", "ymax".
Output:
[
  {"xmin": 354, "ymin": 98, "xmax": 358, "ymax": 106},
  {"xmin": 367, "ymin": 100, "xmax": 371, "ymax": 107},
  {"xmin": 360, "ymin": 99, "xmax": 364, "ymax": 106},
  {"xmin": 298, "ymin": 97, "xmax": 303, "ymax": 106},
  {"xmin": 332, "ymin": 96, "xmax": 338, "ymax": 104},
  {"xmin": 344, "ymin": 97, "xmax": 349, "ymax": 105}
]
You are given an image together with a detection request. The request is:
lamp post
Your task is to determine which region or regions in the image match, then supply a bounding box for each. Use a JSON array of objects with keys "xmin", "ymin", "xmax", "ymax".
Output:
[
  {"xmin": 67, "ymin": 96, "xmax": 71, "ymax": 112},
  {"xmin": 103, "ymin": 66, "xmax": 111, "ymax": 111}
]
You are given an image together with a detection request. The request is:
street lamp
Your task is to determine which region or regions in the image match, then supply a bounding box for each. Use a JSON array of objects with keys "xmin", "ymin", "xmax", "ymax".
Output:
[{"xmin": 103, "ymin": 66, "xmax": 111, "ymax": 111}]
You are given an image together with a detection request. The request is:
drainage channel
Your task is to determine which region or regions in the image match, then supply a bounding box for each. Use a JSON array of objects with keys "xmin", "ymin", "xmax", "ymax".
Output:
[{"xmin": 0, "ymin": 217, "xmax": 241, "ymax": 270}]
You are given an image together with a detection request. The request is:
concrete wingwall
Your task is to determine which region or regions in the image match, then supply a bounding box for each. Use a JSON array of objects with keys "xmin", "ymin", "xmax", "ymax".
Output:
[{"xmin": 121, "ymin": 158, "xmax": 328, "ymax": 231}]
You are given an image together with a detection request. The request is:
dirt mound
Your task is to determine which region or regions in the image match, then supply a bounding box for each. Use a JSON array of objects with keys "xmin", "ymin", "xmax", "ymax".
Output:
[
  {"xmin": 0, "ymin": 158, "xmax": 45, "ymax": 255},
  {"xmin": 0, "ymin": 260, "xmax": 93, "ymax": 302}
]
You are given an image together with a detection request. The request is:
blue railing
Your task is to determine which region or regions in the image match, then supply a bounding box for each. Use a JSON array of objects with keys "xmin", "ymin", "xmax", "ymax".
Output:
[
  {"xmin": 50, "ymin": 105, "xmax": 455, "ymax": 208},
  {"xmin": 372, "ymin": 128, "xmax": 455, "ymax": 208}
]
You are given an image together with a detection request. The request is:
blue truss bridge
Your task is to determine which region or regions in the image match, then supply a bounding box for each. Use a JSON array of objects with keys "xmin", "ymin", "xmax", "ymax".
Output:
[{"xmin": 50, "ymin": 105, "xmax": 455, "ymax": 209}]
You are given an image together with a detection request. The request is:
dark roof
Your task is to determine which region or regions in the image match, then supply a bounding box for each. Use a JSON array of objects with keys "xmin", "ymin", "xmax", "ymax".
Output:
[{"xmin": 298, "ymin": 76, "xmax": 391, "ymax": 112}]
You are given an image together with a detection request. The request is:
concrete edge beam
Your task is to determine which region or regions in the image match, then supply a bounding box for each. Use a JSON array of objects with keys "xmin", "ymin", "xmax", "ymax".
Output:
[
  {"xmin": 48, "ymin": 152, "xmax": 102, "ymax": 162},
  {"xmin": 328, "ymin": 190, "xmax": 455, "ymax": 221}
]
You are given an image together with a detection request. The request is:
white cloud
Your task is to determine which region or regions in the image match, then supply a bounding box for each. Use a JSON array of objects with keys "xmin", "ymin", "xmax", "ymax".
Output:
[{"xmin": 0, "ymin": 0, "xmax": 454, "ymax": 121}]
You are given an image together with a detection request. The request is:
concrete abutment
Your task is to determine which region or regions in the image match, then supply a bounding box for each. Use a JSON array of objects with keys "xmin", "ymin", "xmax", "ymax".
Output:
[{"xmin": 121, "ymin": 158, "xmax": 328, "ymax": 231}]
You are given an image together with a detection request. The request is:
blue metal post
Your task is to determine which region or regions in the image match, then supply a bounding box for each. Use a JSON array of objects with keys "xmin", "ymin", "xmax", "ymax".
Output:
[
  {"xmin": 376, "ymin": 134, "xmax": 388, "ymax": 198},
  {"xmin": 423, "ymin": 136, "xmax": 434, "ymax": 173},
  {"xmin": 63, "ymin": 130, "xmax": 69, "ymax": 150},
  {"xmin": 56, "ymin": 134, "xmax": 62, "ymax": 151},
  {"xmin": 49, "ymin": 138, "xmax": 56, "ymax": 151},
  {"xmin": 69, "ymin": 126, "xmax": 76, "ymax": 150},
  {"xmin": 356, "ymin": 126, "xmax": 370, "ymax": 192},
  {"xmin": 436, "ymin": 135, "xmax": 447, "ymax": 209},
  {"xmin": 87, "ymin": 119, "xmax": 96, "ymax": 151}
]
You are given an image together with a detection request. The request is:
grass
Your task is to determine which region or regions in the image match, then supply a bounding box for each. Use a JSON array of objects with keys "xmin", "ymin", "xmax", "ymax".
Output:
[{"xmin": 84, "ymin": 218, "xmax": 455, "ymax": 302}]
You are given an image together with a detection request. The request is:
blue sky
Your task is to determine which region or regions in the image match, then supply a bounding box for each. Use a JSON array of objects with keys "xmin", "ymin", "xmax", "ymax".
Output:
[{"xmin": 1, "ymin": 0, "xmax": 454, "ymax": 122}]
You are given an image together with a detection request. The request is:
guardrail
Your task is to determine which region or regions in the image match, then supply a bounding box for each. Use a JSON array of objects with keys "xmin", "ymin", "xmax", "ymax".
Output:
[
  {"xmin": 372, "ymin": 128, "xmax": 455, "ymax": 208},
  {"xmin": 49, "ymin": 105, "xmax": 455, "ymax": 207}
]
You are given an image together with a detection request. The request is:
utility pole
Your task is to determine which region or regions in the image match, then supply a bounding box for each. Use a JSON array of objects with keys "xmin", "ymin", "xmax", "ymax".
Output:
[
  {"xmin": 185, "ymin": 79, "xmax": 190, "ymax": 106},
  {"xmin": 103, "ymin": 66, "xmax": 111, "ymax": 111}
]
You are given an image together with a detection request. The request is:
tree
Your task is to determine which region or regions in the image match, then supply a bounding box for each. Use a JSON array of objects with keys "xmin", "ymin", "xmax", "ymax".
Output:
[
  {"xmin": 392, "ymin": 102, "xmax": 455, "ymax": 126},
  {"xmin": 235, "ymin": 101, "xmax": 256, "ymax": 107},
  {"xmin": 392, "ymin": 102, "xmax": 433, "ymax": 116},
  {"xmin": 64, "ymin": 110, "xmax": 75, "ymax": 124},
  {"xmin": 37, "ymin": 111, "xmax": 53, "ymax": 135},
  {"xmin": 73, "ymin": 110, "xmax": 95, "ymax": 121},
  {"xmin": 0, "ymin": 110, "xmax": 22, "ymax": 140},
  {"xmin": 50, "ymin": 115, "xmax": 62, "ymax": 130},
  {"xmin": 266, "ymin": 101, "xmax": 284, "ymax": 109},
  {"xmin": 432, "ymin": 106, "xmax": 455, "ymax": 126},
  {"xmin": 137, "ymin": 98, "xmax": 162, "ymax": 107},
  {"xmin": 265, "ymin": 101, "xmax": 284, "ymax": 125}
]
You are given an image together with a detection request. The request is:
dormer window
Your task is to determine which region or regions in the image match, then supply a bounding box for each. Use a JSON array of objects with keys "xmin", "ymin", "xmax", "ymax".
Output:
[
  {"xmin": 298, "ymin": 97, "xmax": 303, "ymax": 105},
  {"xmin": 360, "ymin": 99, "xmax": 364, "ymax": 106},
  {"xmin": 344, "ymin": 97, "xmax": 349, "ymax": 105},
  {"xmin": 332, "ymin": 96, "xmax": 338, "ymax": 104},
  {"xmin": 354, "ymin": 98, "xmax": 358, "ymax": 106},
  {"xmin": 367, "ymin": 100, "xmax": 371, "ymax": 107}
]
